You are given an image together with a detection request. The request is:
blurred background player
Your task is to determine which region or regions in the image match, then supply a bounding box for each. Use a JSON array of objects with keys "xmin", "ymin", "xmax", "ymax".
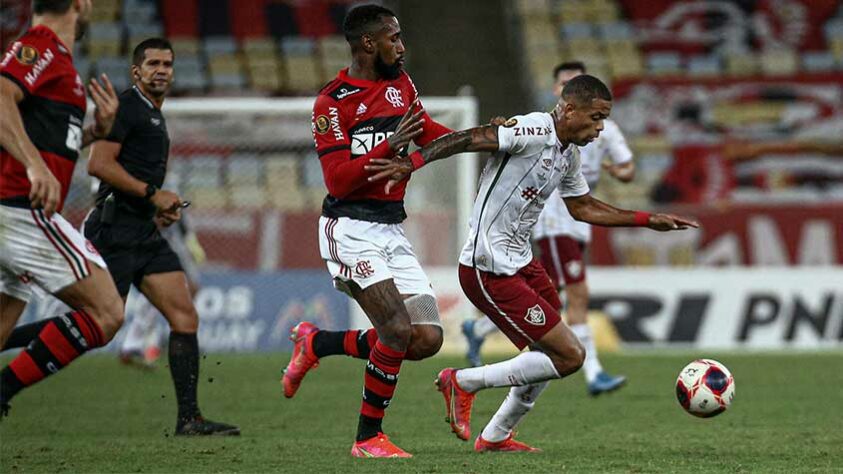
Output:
[
  {"xmin": 282, "ymin": 4, "xmax": 454, "ymax": 458},
  {"xmin": 116, "ymin": 171, "xmax": 206, "ymax": 369},
  {"xmin": 367, "ymin": 74, "xmax": 697, "ymax": 452},
  {"xmin": 462, "ymin": 62, "xmax": 634, "ymax": 396},
  {"xmin": 0, "ymin": 0, "xmax": 124, "ymax": 416}
]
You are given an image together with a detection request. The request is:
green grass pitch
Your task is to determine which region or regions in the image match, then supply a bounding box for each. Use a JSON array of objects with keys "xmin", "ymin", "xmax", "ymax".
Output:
[{"xmin": 1, "ymin": 351, "xmax": 841, "ymax": 473}]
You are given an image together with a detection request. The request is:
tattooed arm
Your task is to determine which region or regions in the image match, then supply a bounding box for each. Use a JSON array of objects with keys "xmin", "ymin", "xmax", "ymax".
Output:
[{"xmin": 365, "ymin": 125, "xmax": 500, "ymax": 191}]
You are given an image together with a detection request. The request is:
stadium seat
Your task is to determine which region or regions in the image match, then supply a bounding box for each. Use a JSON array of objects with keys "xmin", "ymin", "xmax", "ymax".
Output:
[
  {"xmin": 558, "ymin": 0, "xmax": 590, "ymax": 24},
  {"xmin": 90, "ymin": 0, "xmax": 121, "ymax": 22},
  {"xmin": 87, "ymin": 22, "xmax": 124, "ymax": 58},
  {"xmin": 226, "ymin": 155, "xmax": 264, "ymax": 186},
  {"xmin": 229, "ymin": 185, "xmax": 267, "ymax": 209},
  {"xmin": 687, "ymin": 55, "xmax": 722, "ymax": 77},
  {"xmin": 281, "ymin": 38, "xmax": 322, "ymax": 93},
  {"xmin": 208, "ymin": 53, "xmax": 246, "ymax": 90},
  {"xmin": 801, "ymin": 52, "xmax": 837, "ymax": 72},
  {"xmin": 246, "ymin": 57, "xmax": 282, "ymax": 92},
  {"xmin": 93, "ymin": 57, "xmax": 131, "ymax": 92},
  {"xmin": 127, "ymin": 23, "xmax": 164, "ymax": 50},
  {"xmin": 516, "ymin": 0, "xmax": 552, "ymax": 17},
  {"xmin": 646, "ymin": 52, "xmax": 682, "ymax": 76},
  {"xmin": 725, "ymin": 53, "xmax": 759, "ymax": 76},
  {"xmin": 171, "ymin": 55, "xmax": 207, "ymax": 93},
  {"xmin": 204, "ymin": 36, "xmax": 239, "ymax": 56},
  {"xmin": 830, "ymin": 38, "xmax": 843, "ymax": 62},
  {"xmin": 560, "ymin": 22, "xmax": 594, "ymax": 39},
  {"xmin": 597, "ymin": 22, "xmax": 633, "ymax": 40},
  {"xmin": 170, "ymin": 37, "xmax": 201, "ymax": 56},
  {"xmin": 318, "ymin": 35, "xmax": 350, "ymax": 77},
  {"xmin": 759, "ymin": 49, "xmax": 797, "ymax": 76},
  {"xmin": 122, "ymin": 0, "xmax": 159, "ymax": 24},
  {"xmin": 522, "ymin": 18, "xmax": 558, "ymax": 50},
  {"xmin": 243, "ymin": 37, "xmax": 278, "ymax": 60}
]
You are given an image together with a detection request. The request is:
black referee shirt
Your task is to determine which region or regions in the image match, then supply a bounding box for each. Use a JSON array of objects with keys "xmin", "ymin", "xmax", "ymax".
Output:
[{"xmin": 95, "ymin": 85, "xmax": 170, "ymax": 220}]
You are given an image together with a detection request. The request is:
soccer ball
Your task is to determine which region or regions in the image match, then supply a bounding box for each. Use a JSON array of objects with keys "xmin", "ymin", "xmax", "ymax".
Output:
[{"xmin": 675, "ymin": 359, "xmax": 735, "ymax": 418}]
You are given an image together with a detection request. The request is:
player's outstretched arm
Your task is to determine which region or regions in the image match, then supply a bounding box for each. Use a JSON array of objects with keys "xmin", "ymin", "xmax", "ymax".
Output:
[
  {"xmin": 0, "ymin": 77, "xmax": 61, "ymax": 217},
  {"xmin": 564, "ymin": 193, "xmax": 698, "ymax": 231},
  {"xmin": 366, "ymin": 125, "xmax": 500, "ymax": 193}
]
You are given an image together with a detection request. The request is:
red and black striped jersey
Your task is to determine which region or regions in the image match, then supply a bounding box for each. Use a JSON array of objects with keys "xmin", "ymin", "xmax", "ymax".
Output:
[
  {"xmin": 0, "ymin": 25, "xmax": 86, "ymax": 212},
  {"xmin": 313, "ymin": 68, "xmax": 452, "ymax": 224}
]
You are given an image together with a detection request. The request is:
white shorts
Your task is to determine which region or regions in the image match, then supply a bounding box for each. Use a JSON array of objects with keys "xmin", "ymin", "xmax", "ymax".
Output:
[
  {"xmin": 0, "ymin": 205, "xmax": 107, "ymax": 303},
  {"xmin": 318, "ymin": 216, "xmax": 433, "ymax": 296}
]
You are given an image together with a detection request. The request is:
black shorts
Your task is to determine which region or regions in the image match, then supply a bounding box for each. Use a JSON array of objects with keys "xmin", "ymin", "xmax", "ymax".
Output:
[{"xmin": 84, "ymin": 211, "xmax": 183, "ymax": 297}]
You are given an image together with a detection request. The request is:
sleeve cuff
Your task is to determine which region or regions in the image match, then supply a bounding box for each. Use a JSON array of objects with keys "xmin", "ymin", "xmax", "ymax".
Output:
[{"xmin": 409, "ymin": 151, "xmax": 425, "ymax": 170}]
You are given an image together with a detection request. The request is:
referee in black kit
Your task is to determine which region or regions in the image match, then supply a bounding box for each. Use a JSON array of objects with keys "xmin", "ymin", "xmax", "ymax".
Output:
[{"xmin": 84, "ymin": 38, "xmax": 239, "ymax": 436}]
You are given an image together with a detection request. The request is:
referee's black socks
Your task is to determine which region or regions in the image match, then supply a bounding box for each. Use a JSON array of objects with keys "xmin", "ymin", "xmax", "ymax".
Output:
[{"xmin": 168, "ymin": 331, "xmax": 201, "ymax": 420}]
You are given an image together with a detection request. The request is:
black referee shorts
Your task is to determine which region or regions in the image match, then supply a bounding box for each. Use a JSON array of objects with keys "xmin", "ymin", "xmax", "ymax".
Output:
[
  {"xmin": 84, "ymin": 210, "xmax": 185, "ymax": 297},
  {"xmin": 98, "ymin": 238, "xmax": 184, "ymax": 297}
]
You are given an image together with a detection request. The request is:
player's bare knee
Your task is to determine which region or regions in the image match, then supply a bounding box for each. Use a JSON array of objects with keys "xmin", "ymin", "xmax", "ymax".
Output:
[
  {"xmin": 378, "ymin": 311, "xmax": 412, "ymax": 351},
  {"xmin": 167, "ymin": 307, "xmax": 199, "ymax": 333},
  {"xmin": 549, "ymin": 340, "xmax": 585, "ymax": 377},
  {"xmin": 89, "ymin": 295, "xmax": 125, "ymax": 340},
  {"xmin": 405, "ymin": 325, "xmax": 443, "ymax": 360}
]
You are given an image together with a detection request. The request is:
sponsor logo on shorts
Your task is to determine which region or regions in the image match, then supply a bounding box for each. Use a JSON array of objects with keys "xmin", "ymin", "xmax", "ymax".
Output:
[
  {"xmin": 18, "ymin": 271, "xmax": 34, "ymax": 284},
  {"xmin": 315, "ymin": 115, "xmax": 330, "ymax": 134},
  {"xmin": 524, "ymin": 304, "xmax": 546, "ymax": 326},
  {"xmin": 565, "ymin": 260, "xmax": 582, "ymax": 279},
  {"xmin": 355, "ymin": 260, "xmax": 375, "ymax": 278}
]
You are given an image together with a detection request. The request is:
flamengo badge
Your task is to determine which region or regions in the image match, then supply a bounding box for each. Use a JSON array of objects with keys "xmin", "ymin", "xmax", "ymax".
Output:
[{"xmin": 385, "ymin": 87, "xmax": 404, "ymax": 108}]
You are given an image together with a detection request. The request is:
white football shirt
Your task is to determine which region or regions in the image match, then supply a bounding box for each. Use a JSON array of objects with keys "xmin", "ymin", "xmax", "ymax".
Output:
[
  {"xmin": 458, "ymin": 112, "xmax": 590, "ymax": 276},
  {"xmin": 532, "ymin": 118, "xmax": 632, "ymax": 242}
]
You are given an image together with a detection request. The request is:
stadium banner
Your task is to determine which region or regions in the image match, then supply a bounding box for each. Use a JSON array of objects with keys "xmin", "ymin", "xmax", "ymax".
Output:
[
  {"xmin": 16, "ymin": 270, "xmax": 349, "ymax": 353},
  {"xmin": 587, "ymin": 268, "xmax": 843, "ymax": 350},
  {"xmin": 591, "ymin": 204, "xmax": 843, "ymax": 266}
]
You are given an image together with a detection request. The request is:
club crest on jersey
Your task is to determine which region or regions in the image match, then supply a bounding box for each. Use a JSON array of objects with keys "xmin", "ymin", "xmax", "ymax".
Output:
[
  {"xmin": 355, "ymin": 260, "xmax": 375, "ymax": 278},
  {"xmin": 503, "ymin": 118, "xmax": 518, "ymax": 127},
  {"xmin": 315, "ymin": 115, "xmax": 330, "ymax": 134},
  {"xmin": 385, "ymin": 86, "xmax": 404, "ymax": 108},
  {"xmin": 16, "ymin": 44, "xmax": 38, "ymax": 65},
  {"xmin": 524, "ymin": 305, "xmax": 546, "ymax": 326}
]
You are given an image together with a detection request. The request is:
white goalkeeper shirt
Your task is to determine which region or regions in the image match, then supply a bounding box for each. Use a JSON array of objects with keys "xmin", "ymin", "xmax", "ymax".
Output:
[
  {"xmin": 533, "ymin": 118, "xmax": 632, "ymax": 243},
  {"xmin": 458, "ymin": 112, "xmax": 590, "ymax": 276}
]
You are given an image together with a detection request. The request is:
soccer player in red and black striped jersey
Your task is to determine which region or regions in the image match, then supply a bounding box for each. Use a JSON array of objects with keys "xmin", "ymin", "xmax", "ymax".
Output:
[
  {"xmin": 0, "ymin": 0, "xmax": 124, "ymax": 417},
  {"xmin": 280, "ymin": 4, "xmax": 453, "ymax": 458}
]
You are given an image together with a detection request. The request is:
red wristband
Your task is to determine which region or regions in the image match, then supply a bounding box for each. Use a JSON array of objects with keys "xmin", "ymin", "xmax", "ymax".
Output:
[
  {"xmin": 633, "ymin": 211, "xmax": 651, "ymax": 226},
  {"xmin": 409, "ymin": 151, "xmax": 425, "ymax": 170}
]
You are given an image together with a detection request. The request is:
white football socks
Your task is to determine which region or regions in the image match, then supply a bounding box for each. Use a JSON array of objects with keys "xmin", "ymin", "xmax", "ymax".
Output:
[
  {"xmin": 455, "ymin": 350, "xmax": 560, "ymax": 393},
  {"xmin": 480, "ymin": 381, "xmax": 550, "ymax": 442},
  {"xmin": 473, "ymin": 317, "xmax": 499, "ymax": 338},
  {"xmin": 121, "ymin": 302, "xmax": 159, "ymax": 353},
  {"xmin": 570, "ymin": 323, "xmax": 602, "ymax": 383}
]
